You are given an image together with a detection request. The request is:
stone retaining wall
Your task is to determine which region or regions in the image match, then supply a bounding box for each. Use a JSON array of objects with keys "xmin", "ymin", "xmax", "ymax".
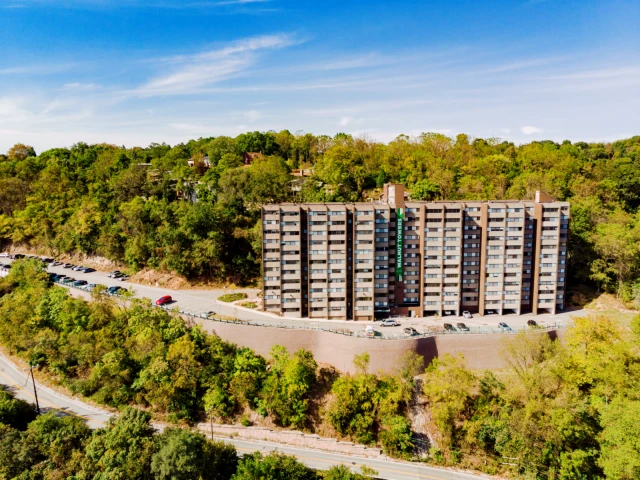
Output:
[{"xmin": 197, "ymin": 423, "xmax": 383, "ymax": 458}]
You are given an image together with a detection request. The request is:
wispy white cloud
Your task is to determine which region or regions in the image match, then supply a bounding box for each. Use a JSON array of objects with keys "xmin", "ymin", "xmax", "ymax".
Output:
[
  {"xmin": 62, "ymin": 82, "xmax": 101, "ymax": 91},
  {"xmin": 464, "ymin": 56, "xmax": 564, "ymax": 76},
  {"xmin": 521, "ymin": 126, "xmax": 543, "ymax": 135},
  {"xmin": 244, "ymin": 109, "xmax": 262, "ymax": 122},
  {"xmin": 134, "ymin": 34, "xmax": 297, "ymax": 96},
  {"xmin": 0, "ymin": 64, "xmax": 75, "ymax": 75},
  {"xmin": 540, "ymin": 66, "xmax": 640, "ymax": 80}
]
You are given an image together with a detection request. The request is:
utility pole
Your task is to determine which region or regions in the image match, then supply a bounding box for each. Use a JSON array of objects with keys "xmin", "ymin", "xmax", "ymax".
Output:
[
  {"xmin": 207, "ymin": 407, "xmax": 213, "ymax": 440},
  {"xmin": 29, "ymin": 363, "xmax": 40, "ymax": 414}
]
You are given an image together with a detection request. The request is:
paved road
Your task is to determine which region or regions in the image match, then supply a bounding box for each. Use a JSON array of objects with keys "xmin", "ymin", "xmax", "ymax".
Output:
[
  {"xmin": 0, "ymin": 352, "xmax": 487, "ymax": 480},
  {"xmin": 0, "ymin": 353, "xmax": 112, "ymax": 429},
  {"xmin": 0, "ymin": 257, "xmax": 583, "ymax": 336}
]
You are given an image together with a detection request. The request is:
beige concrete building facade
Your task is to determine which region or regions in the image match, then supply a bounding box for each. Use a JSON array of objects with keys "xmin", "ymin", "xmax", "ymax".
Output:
[{"xmin": 262, "ymin": 184, "xmax": 569, "ymax": 321}]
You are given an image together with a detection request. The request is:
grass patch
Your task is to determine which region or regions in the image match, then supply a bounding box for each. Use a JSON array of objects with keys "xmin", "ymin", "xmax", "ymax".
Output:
[
  {"xmin": 218, "ymin": 292, "xmax": 247, "ymax": 303},
  {"xmin": 586, "ymin": 309, "xmax": 638, "ymax": 326},
  {"xmin": 239, "ymin": 301, "xmax": 258, "ymax": 309}
]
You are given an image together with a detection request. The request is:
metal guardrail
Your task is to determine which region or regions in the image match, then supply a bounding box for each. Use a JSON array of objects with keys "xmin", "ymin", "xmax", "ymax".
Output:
[{"xmin": 0, "ymin": 267, "xmax": 572, "ymax": 340}]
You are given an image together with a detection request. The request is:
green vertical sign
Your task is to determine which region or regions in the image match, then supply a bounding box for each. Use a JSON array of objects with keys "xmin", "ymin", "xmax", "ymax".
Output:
[{"xmin": 396, "ymin": 208, "xmax": 404, "ymax": 280}]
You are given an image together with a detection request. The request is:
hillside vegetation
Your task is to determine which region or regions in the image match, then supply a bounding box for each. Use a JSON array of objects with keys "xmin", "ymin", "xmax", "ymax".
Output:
[
  {"xmin": 1, "ymin": 261, "xmax": 640, "ymax": 478},
  {"xmin": 0, "ymin": 393, "xmax": 375, "ymax": 480},
  {"xmin": 1, "ymin": 133, "xmax": 640, "ymax": 299}
]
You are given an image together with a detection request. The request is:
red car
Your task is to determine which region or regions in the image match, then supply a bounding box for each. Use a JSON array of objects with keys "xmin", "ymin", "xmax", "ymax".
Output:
[{"xmin": 155, "ymin": 295, "xmax": 172, "ymax": 306}]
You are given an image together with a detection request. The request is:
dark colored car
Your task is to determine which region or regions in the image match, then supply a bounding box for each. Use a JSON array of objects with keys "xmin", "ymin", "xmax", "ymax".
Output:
[
  {"xmin": 73, "ymin": 280, "xmax": 88, "ymax": 287},
  {"xmin": 156, "ymin": 295, "xmax": 172, "ymax": 306},
  {"xmin": 108, "ymin": 271, "xmax": 122, "ymax": 278},
  {"xmin": 106, "ymin": 286, "xmax": 122, "ymax": 294},
  {"xmin": 443, "ymin": 323, "xmax": 456, "ymax": 332},
  {"xmin": 527, "ymin": 319, "xmax": 537, "ymax": 327},
  {"xmin": 456, "ymin": 322, "xmax": 470, "ymax": 331},
  {"xmin": 61, "ymin": 277, "xmax": 76, "ymax": 284},
  {"xmin": 12, "ymin": 254, "xmax": 25, "ymax": 259},
  {"xmin": 403, "ymin": 327, "xmax": 418, "ymax": 336},
  {"xmin": 81, "ymin": 267, "xmax": 96, "ymax": 273}
]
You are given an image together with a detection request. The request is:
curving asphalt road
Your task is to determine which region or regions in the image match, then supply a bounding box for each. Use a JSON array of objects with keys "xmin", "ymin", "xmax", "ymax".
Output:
[
  {"xmin": 0, "ymin": 257, "xmax": 580, "ymax": 337},
  {"xmin": 0, "ymin": 352, "xmax": 488, "ymax": 480},
  {"xmin": 0, "ymin": 352, "xmax": 113, "ymax": 429}
]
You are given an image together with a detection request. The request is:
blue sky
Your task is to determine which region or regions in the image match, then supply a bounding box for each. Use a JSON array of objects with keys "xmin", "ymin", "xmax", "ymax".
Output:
[{"xmin": 0, "ymin": 0, "xmax": 639, "ymax": 152}]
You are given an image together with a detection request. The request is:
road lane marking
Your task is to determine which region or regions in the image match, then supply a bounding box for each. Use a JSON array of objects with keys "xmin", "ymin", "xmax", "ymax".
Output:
[
  {"xmin": 233, "ymin": 445, "xmax": 446, "ymax": 479},
  {"xmin": 0, "ymin": 369, "xmax": 105, "ymax": 426}
]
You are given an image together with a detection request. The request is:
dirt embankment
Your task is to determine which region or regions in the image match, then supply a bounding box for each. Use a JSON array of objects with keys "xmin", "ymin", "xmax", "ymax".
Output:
[{"xmin": 3, "ymin": 245, "xmax": 259, "ymax": 291}]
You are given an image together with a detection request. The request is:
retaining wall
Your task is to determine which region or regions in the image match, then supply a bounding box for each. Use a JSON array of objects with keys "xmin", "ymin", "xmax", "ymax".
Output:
[
  {"xmin": 193, "ymin": 318, "xmax": 560, "ymax": 373},
  {"xmin": 198, "ymin": 423, "xmax": 383, "ymax": 458}
]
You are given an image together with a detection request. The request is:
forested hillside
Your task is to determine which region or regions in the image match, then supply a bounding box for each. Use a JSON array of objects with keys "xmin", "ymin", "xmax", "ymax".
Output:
[
  {"xmin": 1, "ymin": 133, "xmax": 640, "ymax": 297},
  {"xmin": 1, "ymin": 261, "xmax": 640, "ymax": 478}
]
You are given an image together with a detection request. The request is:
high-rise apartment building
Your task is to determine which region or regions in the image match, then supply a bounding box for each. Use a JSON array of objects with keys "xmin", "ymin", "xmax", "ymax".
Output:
[{"xmin": 261, "ymin": 184, "xmax": 569, "ymax": 321}]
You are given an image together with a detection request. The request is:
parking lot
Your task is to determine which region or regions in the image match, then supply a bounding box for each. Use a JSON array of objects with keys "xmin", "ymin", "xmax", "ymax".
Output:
[{"xmin": 0, "ymin": 254, "xmax": 582, "ymax": 338}]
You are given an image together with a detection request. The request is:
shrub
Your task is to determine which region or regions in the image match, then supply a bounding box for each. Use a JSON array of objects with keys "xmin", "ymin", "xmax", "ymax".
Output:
[
  {"xmin": 238, "ymin": 301, "xmax": 258, "ymax": 309},
  {"xmin": 218, "ymin": 293, "xmax": 247, "ymax": 303}
]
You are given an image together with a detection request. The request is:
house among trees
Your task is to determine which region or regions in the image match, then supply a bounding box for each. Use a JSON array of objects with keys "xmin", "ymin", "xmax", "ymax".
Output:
[
  {"xmin": 243, "ymin": 152, "xmax": 263, "ymax": 165},
  {"xmin": 187, "ymin": 155, "xmax": 211, "ymax": 168}
]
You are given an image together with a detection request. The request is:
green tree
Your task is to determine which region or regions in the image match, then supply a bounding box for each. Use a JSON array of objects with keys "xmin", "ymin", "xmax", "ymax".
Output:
[
  {"xmin": 259, "ymin": 346, "xmax": 317, "ymax": 428},
  {"xmin": 599, "ymin": 399, "xmax": 640, "ymax": 479},
  {"xmin": 151, "ymin": 428, "xmax": 238, "ymax": 480},
  {"xmin": 231, "ymin": 452, "xmax": 317, "ymax": 480},
  {"xmin": 84, "ymin": 407, "xmax": 155, "ymax": 479}
]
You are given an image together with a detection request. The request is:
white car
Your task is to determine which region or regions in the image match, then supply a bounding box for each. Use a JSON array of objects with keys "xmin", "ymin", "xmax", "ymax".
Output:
[
  {"xmin": 462, "ymin": 311, "xmax": 472, "ymax": 319},
  {"xmin": 0, "ymin": 252, "xmax": 9, "ymax": 258},
  {"xmin": 380, "ymin": 319, "xmax": 400, "ymax": 327}
]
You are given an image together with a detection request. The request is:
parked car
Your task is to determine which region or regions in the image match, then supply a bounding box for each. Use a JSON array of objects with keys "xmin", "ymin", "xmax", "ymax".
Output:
[
  {"xmin": 443, "ymin": 323, "xmax": 456, "ymax": 332},
  {"xmin": 52, "ymin": 274, "xmax": 65, "ymax": 281},
  {"xmin": 156, "ymin": 295, "xmax": 172, "ymax": 306},
  {"xmin": 72, "ymin": 265, "xmax": 85, "ymax": 271},
  {"xmin": 117, "ymin": 275, "xmax": 130, "ymax": 281},
  {"xmin": 380, "ymin": 319, "xmax": 400, "ymax": 327},
  {"xmin": 73, "ymin": 280, "xmax": 88, "ymax": 287},
  {"xmin": 12, "ymin": 254, "xmax": 25, "ymax": 259},
  {"xmin": 462, "ymin": 311, "xmax": 472, "ymax": 319},
  {"xmin": 403, "ymin": 327, "xmax": 418, "ymax": 336},
  {"xmin": 0, "ymin": 252, "xmax": 9, "ymax": 258},
  {"xmin": 203, "ymin": 311, "xmax": 216, "ymax": 318},
  {"xmin": 106, "ymin": 286, "xmax": 122, "ymax": 294},
  {"xmin": 108, "ymin": 270, "xmax": 122, "ymax": 278},
  {"xmin": 81, "ymin": 267, "xmax": 95, "ymax": 273},
  {"xmin": 498, "ymin": 322, "xmax": 512, "ymax": 331},
  {"xmin": 365, "ymin": 325, "xmax": 376, "ymax": 337},
  {"xmin": 527, "ymin": 319, "xmax": 537, "ymax": 327},
  {"xmin": 52, "ymin": 261, "xmax": 62, "ymax": 266},
  {"xmin": 87, "ymin": 284, "xmax": 97, "ymax": 291},
  {"xmin": 61, "ymin": 277, "xmax": 76, "ymax": 284},
  {"xmin": 42, "ymin": 258, "xmax": 54, "ymax": 264},
  {"xmin": 62, "ymin": 263, "xmax": 73, "ymax": 269},
  {"xmin": 456, "ymin": 322, "xmax": 470, "ymax": 331}
]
